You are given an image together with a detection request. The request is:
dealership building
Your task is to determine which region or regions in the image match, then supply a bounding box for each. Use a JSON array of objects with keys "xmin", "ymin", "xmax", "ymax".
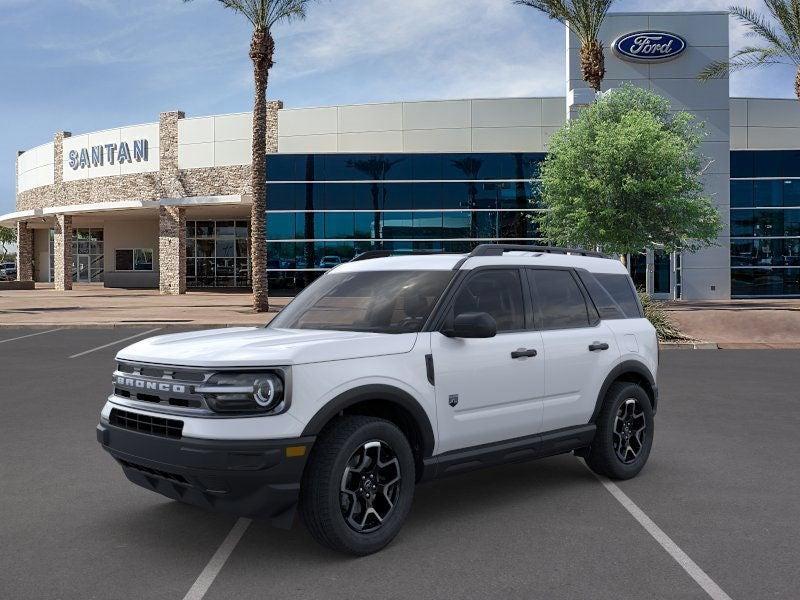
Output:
[{"xmin": 4, "ymin": 10, "xmax": 800, "ymax": 299}]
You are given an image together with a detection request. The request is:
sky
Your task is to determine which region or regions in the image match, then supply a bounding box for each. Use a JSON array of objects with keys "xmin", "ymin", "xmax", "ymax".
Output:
[{"xmin": 1, "ymin": 0, "xmax": 797, "ymax": 215}]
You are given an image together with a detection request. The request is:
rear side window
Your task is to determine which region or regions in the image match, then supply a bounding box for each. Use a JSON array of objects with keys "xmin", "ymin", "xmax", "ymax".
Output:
[
  {"xmin": 528, "ymin": 269, "xmax": 590, "ymax": 329},
  {"xmin": 593, "ymin": 273, "xmax": 642, "ymax": 318},
  {"xmin": 577, "ymin": 271, "xmax": 626, "ymax": 320}
]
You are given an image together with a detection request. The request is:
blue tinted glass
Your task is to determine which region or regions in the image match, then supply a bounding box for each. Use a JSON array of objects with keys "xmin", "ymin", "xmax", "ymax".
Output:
[
  {"xmin": 499, "ymin": 211, "xmax": 530, "ymax": 238},
  {"xmin": 443, "ymin": 212, "xmax": 471, "ymax": 237},
  {"xmin": 323, "ymin": 241, "xmax": 355, "ymax": 261},
  {"xmin": 754, "ymin": 180, "xmax": 783, "ymax": 207},
  {"xmin": 441, "ymin": 183, "xmax": 470, "ymax": 209},
  {"xmin": 353, "ymin": 183, "xmax": 379, "ymax": 210},
  {"xmin": 498, "ymin": 182, "xmax": 530, "ymax": 209},
  {"xmin": 413, "ymin": 212, "xmax": 442, "ymax": 237},
  {"xmin": 324, "ymin": 183, "xmax": 354, "ymax": 210},
  {"xmin": 516, "ymin": 153, "xmax": 545, "ymax": 179},
  {"xmin": 355, "ymin": 213, "xmax": 377, "ymax": 239},
  {"xmin": 300, "ymin": 155, "xmax": 325, "ymax": 181},
  {"xmin": 325, "ymin": 213, "xmax": 355, "ymax": 239},
  {"xmin": 297, "ymin": 183, "xmax": 324, "ymax": 210},
  {"xmin": 411, "ymin": 182, "xmax": 442, "ymax": 209},
  {"xmin": 781, "ymin": 150, "xmax": 800, "ymax": 177},
  {"xmin": 472, "ymin": 182, "xmax": 499, "ymax": 209},
  {"xmin": 730, "ymin": 180, "xmax": 753, "ymax": 208},
  {"xmin": 384, "ymin": 154, "xmax": 411, "ymax": 179},
  {"xmin": 412, "ymin": 155, "xmax": 443, "ymax": 180},
  {"xmin": 474, "ymin": 211, "xmax": 498, "ymax": 238},
  {"xmin": 413, "ymin": 240, "xmax": 446, "ymax": 252},
  {"xmin": 266, "ymin": 155, "xmax": 297, "ymax": 181},
  {"xmin": 382, "ymin": 183, "xmax": 413, "ymax": 210},
  {"xmin": 382, "ymin": 212, "xmax": 413, "ymax": 239},
  {"xmin": 730, "ymin": 151, "xmax": 754, "ymax": 178},
  {"xmin": 754, "ymin": 151, "xmax": 782, "ymax": 177},
  {"xmin": 266, "ymin": 213, "xmax": 295, "ymax": 240},
  {"xmin": 784, "ymin": 209, "xmax": 800, "ymax": 235},
  {"xmin": 730, "ymin": 210, "xmax": 753, "ymax": 237},
  {"xmin": 267, "ymin": 184, "xmax": 299, "ymax": 210},
  {"xmin": 445, "ymin": 155, "xmax": 486, "ymax": 180},
  {"xmin": 325, "ymin": 155, "xmax": 357, "ymax": 180},
  {"xmin": 783, "ymin": 180, "xmax": 800, "ymax": 207},
  {"xmin": 754, "ymin": 209, "xmax": 784, "ymax": 236}
]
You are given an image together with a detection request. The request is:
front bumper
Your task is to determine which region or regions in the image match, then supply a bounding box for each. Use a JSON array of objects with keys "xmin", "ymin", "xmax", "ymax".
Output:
[{"xmin": 97, "ymin": 421, "xmax": 314, "ymax": 528}]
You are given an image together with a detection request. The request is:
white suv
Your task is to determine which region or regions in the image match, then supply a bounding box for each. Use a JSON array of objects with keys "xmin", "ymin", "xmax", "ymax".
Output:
[{"xmin": 97, "ymin": 244, "xmax": 658, "ymax": 555}]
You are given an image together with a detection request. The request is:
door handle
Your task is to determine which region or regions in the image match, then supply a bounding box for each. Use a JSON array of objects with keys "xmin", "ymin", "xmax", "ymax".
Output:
[
  {"xmin": 588, "ymin": 342, "xmax": 610, "ymax": 351},
  {"xmin": 511, "ymin": 348, "xmax": 538, "ymax": 359}
]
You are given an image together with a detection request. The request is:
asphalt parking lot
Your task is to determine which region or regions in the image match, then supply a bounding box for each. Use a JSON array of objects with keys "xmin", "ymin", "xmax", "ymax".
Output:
[{"xmin": 1, "ymin": 327, "xmax": 799, "ymax": 600}]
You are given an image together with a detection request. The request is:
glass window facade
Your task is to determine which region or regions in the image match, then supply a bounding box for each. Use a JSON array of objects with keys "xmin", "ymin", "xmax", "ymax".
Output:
[
  {"xmin": 731, "ymin": 151, "xmax": 800, "ymax": 296},
  {"xmin": 186, "ymin": 220, "xmax": 251, "ymax": 288},
  {"xmin": 264, "ymin": 153, "xmax": 546, "ymax": 293}
]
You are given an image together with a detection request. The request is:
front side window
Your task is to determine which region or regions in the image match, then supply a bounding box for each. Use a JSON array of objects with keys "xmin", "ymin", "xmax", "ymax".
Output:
[
  {"xmin": 529, "ymin": 269, "xmax": 590, "ymax": 329},
  {"xmin": 448, "ymin": 269, "xmax": 525, "ymax": 332},
  {"xmin": 269, "ymin": 270, "xmax": 453, "ymax": 334}
]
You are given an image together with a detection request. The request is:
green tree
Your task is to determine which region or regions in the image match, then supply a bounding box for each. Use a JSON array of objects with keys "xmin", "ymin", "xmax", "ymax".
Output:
[
  {"xmin": 185, "ymin": 0, "xmax": 315, "ymax": 311},
  {"xmin": 0, "ymin": 226, "xmax": 15, "ymax": 263},
  {"xmin": 537, "ymin": 84, "xmax": 722, "ymax": 263},
  {"xmin": 515, "ymin": 0, "xmax": 615, "ymax": 91},
  {"xmin": 699, "ymin": 2, "xmax": 800, "ymax": 100}
]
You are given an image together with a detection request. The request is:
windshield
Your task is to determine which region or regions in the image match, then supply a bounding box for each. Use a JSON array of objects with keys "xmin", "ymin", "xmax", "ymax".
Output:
[{"xmin": 269, "ymin": 270, "xmax": 454, "ymax": 334}]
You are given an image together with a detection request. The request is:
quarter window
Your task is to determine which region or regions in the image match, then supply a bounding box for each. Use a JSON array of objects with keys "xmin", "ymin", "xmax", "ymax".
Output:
[
  {"xmin": 529, "ymin": 269, "xmax": 590, "ymax": 329},
  {"xmin": 450, "ymin": 269, "xmax": 525, "ymax": 332}
]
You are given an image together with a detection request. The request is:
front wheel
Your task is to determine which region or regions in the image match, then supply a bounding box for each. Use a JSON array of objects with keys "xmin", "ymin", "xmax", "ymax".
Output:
[
  {"xmin": 299, "ymin": 416, "xmax": 415, "ymax": 555},
  {"xmin": 584, "ymin": 382, "xmax": 654, "ymax": 480}
]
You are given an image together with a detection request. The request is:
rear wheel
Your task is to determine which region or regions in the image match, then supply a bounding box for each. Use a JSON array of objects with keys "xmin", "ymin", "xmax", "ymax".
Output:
[
  {"xmin": 300, "ymin": 416, "xmax": 415, "ymax": 555},
  {"xmin": 584, "ymin": 382, "xmax": 654, "ymax": 480}
]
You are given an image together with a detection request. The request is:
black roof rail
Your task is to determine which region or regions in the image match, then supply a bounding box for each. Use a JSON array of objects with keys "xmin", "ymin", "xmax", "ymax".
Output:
[{"xmin": 452, "ymin": 243, "xmax": 609, "ymax": 270}]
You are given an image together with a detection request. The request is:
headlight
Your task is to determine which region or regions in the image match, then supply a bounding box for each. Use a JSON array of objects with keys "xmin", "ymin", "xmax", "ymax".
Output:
[{"xmin": 197, "ymin": 371, "xmax": 287, "ymax": 414}]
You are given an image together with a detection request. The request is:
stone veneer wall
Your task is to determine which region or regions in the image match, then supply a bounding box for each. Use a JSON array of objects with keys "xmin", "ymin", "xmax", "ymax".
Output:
[
  {"xmin": 53, "ymin": 214, "xmax": 73, "ymax": 291},
  {"xmin": 15, "ymin": 221, "xmax": 33, "ymax": 281},
  {"xmin": 158, "ymin": 205, "xmax": 186, "ymax": 295}
]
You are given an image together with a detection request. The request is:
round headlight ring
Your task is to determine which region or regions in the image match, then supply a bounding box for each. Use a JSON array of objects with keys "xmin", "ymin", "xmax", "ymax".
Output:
[{"xmin": 254, "ymin": 377, "xmax": 278, "ymax": 408}]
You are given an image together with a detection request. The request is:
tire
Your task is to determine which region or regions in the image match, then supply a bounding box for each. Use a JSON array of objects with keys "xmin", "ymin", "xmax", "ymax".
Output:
[
  {"xmin": 584, "ymin": 382, "xmax": 654, "ymax": 480},
  {"xmin": 299, "ymin": 415, "xmax": 415, "ymax": 556}
]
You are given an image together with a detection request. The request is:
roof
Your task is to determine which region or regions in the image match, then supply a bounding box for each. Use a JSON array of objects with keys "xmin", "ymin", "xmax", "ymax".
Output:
[{"xmin": 333, "ymin": 249, "xmax": 628, "ymax": 275}]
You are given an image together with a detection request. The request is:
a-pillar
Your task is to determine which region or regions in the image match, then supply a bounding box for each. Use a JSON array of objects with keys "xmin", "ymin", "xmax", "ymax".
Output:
[
  {"xmin": 15, "ymin": 221, "xmax": 33, "ymax": 282},
  {"xmin": 158, "ymin": 205, "xmax": 186, "ymax": 295},
  {"xmin": 53, "ymin": 214, "xmax": 73, "ymax": 291}
]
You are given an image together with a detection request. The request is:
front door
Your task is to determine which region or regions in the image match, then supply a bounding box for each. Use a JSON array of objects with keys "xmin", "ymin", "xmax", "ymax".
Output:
[
  {"xmin": 77, "ymin": 255, "xmax": 90, "ymax": 282},
  {"xmin": 431, "ymin": 267, "xmax": 545, "ymax": 454}
]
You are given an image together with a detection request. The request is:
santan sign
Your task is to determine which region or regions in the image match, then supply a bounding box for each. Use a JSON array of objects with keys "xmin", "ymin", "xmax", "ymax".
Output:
[
  {"xmin": 613, "ymin": 31, "xmax": 687, "ymax": 62},
  {"xmin": 68, "ymin": 139, "xmax": 149, "ymax": 170}
]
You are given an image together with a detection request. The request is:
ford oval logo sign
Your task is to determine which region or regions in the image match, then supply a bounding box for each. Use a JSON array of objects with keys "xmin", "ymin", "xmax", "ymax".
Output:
[{"xmin": 613, "ymin": 31, "xmax": 687, "ymax": 62}]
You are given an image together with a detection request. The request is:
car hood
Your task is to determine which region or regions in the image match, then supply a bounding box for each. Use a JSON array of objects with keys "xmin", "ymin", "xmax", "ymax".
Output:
[{"xmin": 115, "ymin": 327, "xmax": 419, "ymax": 368}]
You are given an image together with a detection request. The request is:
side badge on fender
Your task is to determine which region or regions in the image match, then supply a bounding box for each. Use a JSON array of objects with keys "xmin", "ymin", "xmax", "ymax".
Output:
[{"xmin": 448, "ymin": 394, "xmax": 459, "ymax": 407}]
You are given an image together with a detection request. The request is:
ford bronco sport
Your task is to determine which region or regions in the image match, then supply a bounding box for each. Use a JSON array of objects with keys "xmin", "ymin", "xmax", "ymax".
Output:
[{"xmin": 97, "ymin": 244, "xmax": 658, "ymax": 555}]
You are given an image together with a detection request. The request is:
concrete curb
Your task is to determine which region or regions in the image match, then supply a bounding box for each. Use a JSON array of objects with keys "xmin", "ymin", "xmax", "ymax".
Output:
[{"xmin": 659, "ymin": 341, "xmax": 719, "ymax": 350}]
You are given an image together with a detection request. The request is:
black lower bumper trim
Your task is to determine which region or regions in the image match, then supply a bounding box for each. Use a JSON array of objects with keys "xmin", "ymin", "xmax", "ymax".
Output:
[{"xmin": 97, "ymin": 422, "xmax": 314, "ymax": 527}]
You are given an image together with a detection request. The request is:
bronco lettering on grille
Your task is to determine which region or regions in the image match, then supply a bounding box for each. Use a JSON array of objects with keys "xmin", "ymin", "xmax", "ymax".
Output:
[{"xmin": 115, "ymin": 376, "xmax": 186, "ymax": 394}]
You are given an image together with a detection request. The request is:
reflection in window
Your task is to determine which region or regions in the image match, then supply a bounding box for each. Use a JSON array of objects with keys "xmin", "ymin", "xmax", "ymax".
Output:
[{"xmin": 187, "ymin": 220, "xmax": 250, "ymax": 288}]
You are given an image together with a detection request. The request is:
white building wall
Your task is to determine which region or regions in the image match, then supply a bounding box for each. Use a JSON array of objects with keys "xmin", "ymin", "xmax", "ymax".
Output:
[
  {"xmin": 568, "ymin": 11, "xmax": 731, "ymax": 300},
  {"xmin": 61, "ymin": 123, "xmax": 160, "ymax": 182},
  {"xmin": 730, "ymin": 98, "xmax": 800, "ymax": 150},
  {"xmin": 17, "ymin": 142, "xmax": 55, "ymax": 193}
]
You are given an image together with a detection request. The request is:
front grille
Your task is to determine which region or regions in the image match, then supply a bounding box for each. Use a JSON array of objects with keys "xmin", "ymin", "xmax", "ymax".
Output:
[
  {"xmin": 118, "ymin": 459, "xmax": 188, "ymax": 484},
  {"xmin": 109, "ymin": 408, "xmax": 183, "ymax": 439},
  {"xmin": 113, "ymin": 361, "xmax": 211, "ymax": 412}
]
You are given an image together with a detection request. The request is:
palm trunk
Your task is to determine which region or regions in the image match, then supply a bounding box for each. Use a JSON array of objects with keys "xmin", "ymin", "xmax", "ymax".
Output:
[
  {"xmin": 796, "ymin": 67, "xmax": 800, "ymax": 102},
  {"xmin": 250, "ymin": 29, "xmax": 274, "ymax": 312},
  {"xmin": 580, "ymin": 39, "xmax": 605, "ymax": 93}
]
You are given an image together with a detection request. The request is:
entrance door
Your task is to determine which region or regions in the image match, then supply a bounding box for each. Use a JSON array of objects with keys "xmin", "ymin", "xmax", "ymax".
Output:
[
  {"xmin": 652, "ymin": 250, "xmax": 672, "ymax": 299},
  {"xmin": 77, "ymin": 255, "xmax": 90, "ymax": 282},
  {"xmin": 431, "ymin": 267, "xmax": 545, "ymax": 453}
]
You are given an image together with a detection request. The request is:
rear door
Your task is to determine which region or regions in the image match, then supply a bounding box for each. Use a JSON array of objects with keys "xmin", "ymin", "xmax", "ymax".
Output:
[
  {"xmin": 431, "ymin": 267, "xmax": 545, "ymax": 453},
  {"xmin": 526, "ymin": 268, "xmax": 620, "ymax": 432}
]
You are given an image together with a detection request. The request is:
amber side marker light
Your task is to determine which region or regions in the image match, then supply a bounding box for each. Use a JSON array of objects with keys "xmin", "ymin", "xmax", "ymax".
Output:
[{"xmin": 285, "ymin": 445, "xmax": 307, "ymax": 458}]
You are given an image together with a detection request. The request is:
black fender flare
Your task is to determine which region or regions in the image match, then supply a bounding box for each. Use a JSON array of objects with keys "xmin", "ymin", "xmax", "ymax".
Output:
[
  {"xmin": 591, "ymin": 360, "xmax": 657, "ymax": 422},
  {"xmin": 301, "ymin": 384, "xmax": 436, "ymax": 457}
]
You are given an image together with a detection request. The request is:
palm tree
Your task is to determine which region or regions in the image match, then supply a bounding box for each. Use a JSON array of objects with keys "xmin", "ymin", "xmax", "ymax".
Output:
[
  {"xmin": 515, "ymin": 0, "xmax": 615, "ymax": 92},
  {"xmin": 185, "ymin": 0, "xmax": 314, "ymax": 311},
  {"xmin": 699, "ymin": 2, "xmax": 800, "ymax": 101}
]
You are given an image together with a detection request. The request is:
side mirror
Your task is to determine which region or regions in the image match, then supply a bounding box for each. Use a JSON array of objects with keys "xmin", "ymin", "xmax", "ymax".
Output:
[{"xmin": 444, "ymin": 312, "xmax": 497, "ymax": 339}]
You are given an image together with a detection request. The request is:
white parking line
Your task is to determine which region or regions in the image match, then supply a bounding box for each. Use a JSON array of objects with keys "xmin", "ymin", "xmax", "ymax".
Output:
[
  {"xmin": 182, "ymin": 518, "xmax": 252, "ymax": 600},
  {"xmin": 68, "ymin": 328, "xmax": 162, "ymax": 359},
  {"xmin": 0, "ymin": 328, "xmax": 63, "ymax": 345},
  {"xmin": 588, "ymin": 468, "xmax": 733, "ymax": 600}
]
